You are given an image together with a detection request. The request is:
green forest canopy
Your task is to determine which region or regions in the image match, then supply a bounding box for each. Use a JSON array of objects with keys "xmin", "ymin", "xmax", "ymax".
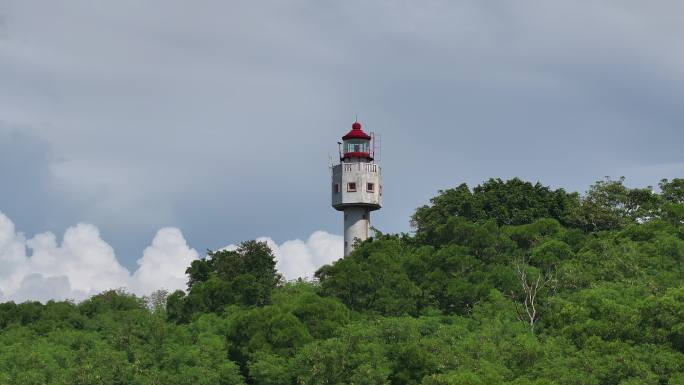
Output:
[{"xmin": 0, "ymin": 177, "xmax": 683, "ymax": 385}]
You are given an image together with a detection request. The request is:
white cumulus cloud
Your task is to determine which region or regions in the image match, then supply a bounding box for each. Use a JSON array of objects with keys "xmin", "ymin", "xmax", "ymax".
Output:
[
  {"xmin": 223, "ymin": 231, "xmax": 343, "ymax": 281},
  {"xmin": 26, "ymin": 224, "xmax": 130, "ymax": 296},
  {"xmin": 0, "ymin": 210, "xmax": 343, "ymax": 302},
  {"xmin": 0, "ymin": 210, "xmax": 199, "ymax": 302},
  {"xmin": 130, "ymin": 228, "xmax": 199, "ymax": 295}
]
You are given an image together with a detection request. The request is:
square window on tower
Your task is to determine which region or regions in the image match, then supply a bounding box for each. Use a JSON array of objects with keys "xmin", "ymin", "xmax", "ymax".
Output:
[
  {"xmin": 347, "ymin": 182, "xmax": 357, "ymax": 192},
  {"xmin": 334, "ymin": 183, "xmax": 340, "ymax": 193},
  {"xmin": 366, "ymin": 183, "xmax": 374, "ymax": 192}
]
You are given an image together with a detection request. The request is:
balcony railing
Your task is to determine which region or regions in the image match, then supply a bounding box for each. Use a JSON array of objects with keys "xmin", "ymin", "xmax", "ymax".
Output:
[{"xmin": 335, "ymin": 163, "xmax": 379, "ymax": 173}]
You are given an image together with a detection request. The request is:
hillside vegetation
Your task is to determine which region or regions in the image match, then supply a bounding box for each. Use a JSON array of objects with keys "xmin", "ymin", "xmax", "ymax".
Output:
[{"xmin": 0, "ymin": 177, "xmax": 683, "ymax": 385}]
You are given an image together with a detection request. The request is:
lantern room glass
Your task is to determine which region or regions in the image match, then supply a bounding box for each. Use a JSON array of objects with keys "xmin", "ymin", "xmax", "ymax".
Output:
[{"xmin": 344, "ymin": 139, "xmax": 370, "ymax": 155}]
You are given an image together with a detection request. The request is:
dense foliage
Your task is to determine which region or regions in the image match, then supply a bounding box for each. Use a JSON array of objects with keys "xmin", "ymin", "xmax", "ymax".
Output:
[{"xmin": 0, "ymin": 177, "xmax": 682, "ymax": 384}]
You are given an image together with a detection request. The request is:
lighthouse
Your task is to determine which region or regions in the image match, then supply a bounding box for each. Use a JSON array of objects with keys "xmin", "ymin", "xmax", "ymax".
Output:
[{"xmin": 331, "ymin": 121, "xmax": 382, "ymax": 256}]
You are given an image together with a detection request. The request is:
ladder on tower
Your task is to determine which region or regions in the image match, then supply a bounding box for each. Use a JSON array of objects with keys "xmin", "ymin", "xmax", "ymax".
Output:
[{"xmin": 371, "ymin": 132, "xmax": 381, "ymax": 162}]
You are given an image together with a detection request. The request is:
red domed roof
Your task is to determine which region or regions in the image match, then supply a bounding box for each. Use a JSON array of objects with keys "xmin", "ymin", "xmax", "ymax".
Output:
[{"xmin": 342, "ymin": 121, "xmax": 372, "ymax": 140}]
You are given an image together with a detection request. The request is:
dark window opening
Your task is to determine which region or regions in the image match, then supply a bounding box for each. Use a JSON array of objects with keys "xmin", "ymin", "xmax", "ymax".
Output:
[
  {"xmin": 334, "ymin": 183, "xmax": 340, "ymax": 193},
  {"xmin": 367, "ymin": 183, "xmax": 374, "ymax": 192},
  {"xmin": 347, "ymin": 182, "xmax": 357, "ymax": 192}
]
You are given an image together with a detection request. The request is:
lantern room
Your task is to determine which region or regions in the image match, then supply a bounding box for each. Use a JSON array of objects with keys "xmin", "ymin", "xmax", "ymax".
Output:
[{"xmin": 341, "ymin": 121, "xmax": 373, "ymax": 161}]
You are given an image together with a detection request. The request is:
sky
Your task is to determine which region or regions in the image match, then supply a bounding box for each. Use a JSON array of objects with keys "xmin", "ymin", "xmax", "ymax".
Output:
[{"xmin": 0, "ymin": 0, "xmax": 683, "ymax": 301}]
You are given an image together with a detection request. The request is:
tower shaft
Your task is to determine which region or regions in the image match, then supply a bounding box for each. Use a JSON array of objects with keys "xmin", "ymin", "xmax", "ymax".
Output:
[{"xmin": 343, "ymin": 206, "xmax": 370, "ymax": 256}]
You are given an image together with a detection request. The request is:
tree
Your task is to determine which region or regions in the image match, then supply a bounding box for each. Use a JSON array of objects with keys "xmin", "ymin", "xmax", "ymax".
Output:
[
  {"xmin": 171, "ymin": 240, "xmax": 282, "ymax": 321},
  {"xmin": 660, "ymin": 178, "xmax": 684, "ymax": 204},
  {"xmin": 411, "ymin": 178, "xmax": 579, "ymax": 240},
  {"xmin": 512, "ymin": 258, "xmax": 556, "ymax": 332},
  {"xmin": 293, "ymin": 333, "xmax": 391, "ymax": 385},
  {"xmin": 572, "ymin": 177, "xmax": 660, "ymax": 231},
  {"xmin": 78, "ymin": 289, "xmax": 145, "ymax": 317},
  {"xmin": 316, "ymin": 238, "xmax": 422, "ymax": 316}
]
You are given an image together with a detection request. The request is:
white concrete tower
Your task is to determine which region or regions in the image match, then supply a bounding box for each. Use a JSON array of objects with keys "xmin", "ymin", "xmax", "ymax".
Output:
[{"xmin": 331, "ymin": 121, "xmax": 382, "ymax": 256}]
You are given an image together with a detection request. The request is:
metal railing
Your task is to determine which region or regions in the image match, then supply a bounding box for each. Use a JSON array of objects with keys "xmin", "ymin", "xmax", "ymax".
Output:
[{"xmin": 339, "ymin": 163, "xmax": 378, "ymax": 172}]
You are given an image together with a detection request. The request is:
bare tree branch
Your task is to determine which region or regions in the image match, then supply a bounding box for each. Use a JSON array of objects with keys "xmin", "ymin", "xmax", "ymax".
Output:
[{"xmin": 513, "ymin": 256, "xmax": 556, "ymax": 332}]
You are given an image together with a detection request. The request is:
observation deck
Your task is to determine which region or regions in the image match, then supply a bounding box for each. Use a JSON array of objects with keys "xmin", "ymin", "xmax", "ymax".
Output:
[{"xmin": 331, "ymin": 162, "xmax": 382, "ymax": 211}]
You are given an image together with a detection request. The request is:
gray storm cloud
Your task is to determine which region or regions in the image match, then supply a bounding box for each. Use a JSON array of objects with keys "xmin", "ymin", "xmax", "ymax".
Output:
[{"xmin": 0, "ymin": 0, "xmax": 682, "ymax": 277}]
